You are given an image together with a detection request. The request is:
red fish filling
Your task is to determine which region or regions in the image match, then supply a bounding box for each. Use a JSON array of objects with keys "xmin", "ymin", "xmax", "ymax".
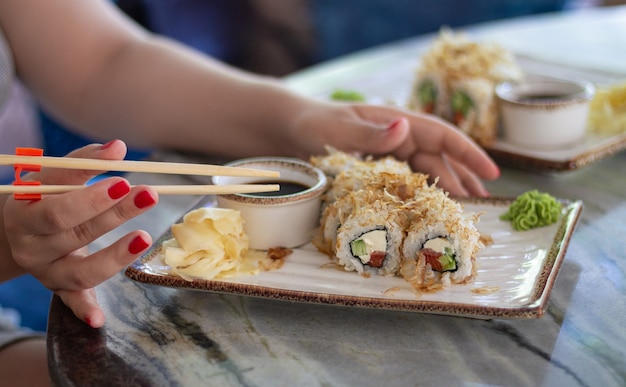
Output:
[{"xmin": 420, "ymin": 247, "xmax": 457, "ymax": 273}]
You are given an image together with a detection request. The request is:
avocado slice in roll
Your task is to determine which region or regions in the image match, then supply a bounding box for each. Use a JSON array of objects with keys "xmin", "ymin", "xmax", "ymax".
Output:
[
  {"xmin": 349, "ymin": 228, "xmax": 387, "ymax": 268},
  {"xmin": 417, "ymin": 80, "xmax": 438, "ymax": 113},
  {"xmin": 451, "ymin": 90, "xmax": 474, "ymax": 126},
  {"xmin": 421, "ymin": 237, "xmax": 458, "ymax": 272}
]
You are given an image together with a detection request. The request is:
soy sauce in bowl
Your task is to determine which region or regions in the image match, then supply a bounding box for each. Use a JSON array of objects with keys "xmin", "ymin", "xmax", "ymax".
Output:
[
  {"xmin": 246, "ymin": 181, "xmax": 310, "ymax": 197},
  {"xmin": 518, "ymin": 92, "xmax": 577, "ymax": 102}
]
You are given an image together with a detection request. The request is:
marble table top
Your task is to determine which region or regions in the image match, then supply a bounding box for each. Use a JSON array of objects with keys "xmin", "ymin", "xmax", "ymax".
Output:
[{"xmin": 48, "ymin": 7, "xmax": 626, "ymax": 387}]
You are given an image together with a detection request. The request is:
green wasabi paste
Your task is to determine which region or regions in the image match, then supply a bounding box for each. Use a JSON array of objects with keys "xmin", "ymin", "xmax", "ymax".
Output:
[
  {"xmin": 330, "ymin": 89, "xmax": 366, "ymax": 102},
  {"xmin": 500, "ymin": 190, "xmax": 561, "ymax": 231}
]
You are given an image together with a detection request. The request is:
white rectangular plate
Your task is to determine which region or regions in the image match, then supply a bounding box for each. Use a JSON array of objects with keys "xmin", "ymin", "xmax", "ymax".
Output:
[{"xmin": 126, "ymin": 196, "xmax": 582, "ymax": 319}]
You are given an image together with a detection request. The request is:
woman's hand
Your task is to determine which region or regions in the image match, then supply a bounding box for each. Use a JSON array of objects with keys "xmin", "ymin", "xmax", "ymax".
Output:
[
  {"xmin": 1, "ymin": 140, "xmax": 158, "ymax": 328},
  {"xmin": 288, "ymin": 102, "xmax": 500, "ymax": 197}
]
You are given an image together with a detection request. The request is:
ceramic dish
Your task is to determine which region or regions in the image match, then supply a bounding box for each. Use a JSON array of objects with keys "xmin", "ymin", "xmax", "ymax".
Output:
[
  {"xmin": 495, "ymin": 76, "xmax": 595, "ymax": 149},
  {"xmin": 483, "ymin": 131, "xmax": 626, "ymax": 171},
  {"xmin": 126, "ymin": 196, "xmax": 582, "ymax": 319}
]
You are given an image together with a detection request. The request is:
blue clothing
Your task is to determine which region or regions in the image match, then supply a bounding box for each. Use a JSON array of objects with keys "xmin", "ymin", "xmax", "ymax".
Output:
[
  {"xmin": 311, "ymin": 0, "xmax": 568, "ymax": 61},
  {"xmin": 141, "ymin": 0, "xmax": 252, "ymax": 64},
  {"xmin": 39, "ymin": 112, "xmax": 151, "ymax": 160},
  {"xmin": 0, "ymin": 277, "xmax": 51, "ymax": 332}
]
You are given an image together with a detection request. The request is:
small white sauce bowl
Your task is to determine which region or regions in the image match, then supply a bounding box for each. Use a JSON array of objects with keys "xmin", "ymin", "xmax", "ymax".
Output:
[
  {"xmin": 212, "ymin": 157, "xmax": 327, "ymax": 250},
  {"xmin": 495, "ymin": 76, "xmax": 595, "ymax": 149}
]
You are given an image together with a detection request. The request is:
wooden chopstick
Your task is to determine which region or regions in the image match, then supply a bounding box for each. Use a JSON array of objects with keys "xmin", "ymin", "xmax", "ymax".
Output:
[
  {"xmin": 0, "ymin": 184, "xmax": 280, "ymax": 195},
  {"xmin": 0, "ymin": 155, "xmax": 280, "ymax": 178}
]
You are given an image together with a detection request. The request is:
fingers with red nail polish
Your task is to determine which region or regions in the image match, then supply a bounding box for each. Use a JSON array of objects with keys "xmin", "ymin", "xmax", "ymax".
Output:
[
  {"xmin": 3, "ymin": 140, "xmax": 162, "ymax": 331},
  {"xmin": 108, "ymin": 180, "xmax": 131, "ymax": 199},
  {"xmin": 134, "ymin": 189, "xmax": 157, "ymax": 209},
  {"xmin": 129, "ymin": 234, "xmax": 150, "ymax": 254}
]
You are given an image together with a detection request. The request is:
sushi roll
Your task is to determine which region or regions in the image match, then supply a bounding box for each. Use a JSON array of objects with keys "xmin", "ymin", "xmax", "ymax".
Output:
[
  {"xmin": 312, "ymin": 189, "xmax": 355, "ymax": 256},
  {"xmin": 334, "ymin": 193, "xmax": 408, "ymax": 277},
  {"xmin": 409, "ymin": 70, "xmax": 451, "ymax": 119},
  {"xmin": 311, "ymin": 149, "xmax": 414, "ymax": 212},
  {"xmin": 449, "ymin": 77, "xmax": 498, "ymax": 147},
  {"xmin": 400, "ymin": 188, "xmax": 482, "ymax": 292},
  {"xmin": 309, "ymin": 146, "xmax": 363, "ymax": 182},
  {"xmin": 309, "ymin": 148, "xmax": 485, "ymax": 291},
  {"xmin": 407, "ymin": 28, "xmax": 523, "ymax": 147},
  {"xmin": 312, "ymin": 170, "xmax": 429, "ymax": 256},
  {"xmin": 324, "ymin": 167, "xmax": 424, "ymax": 208}
]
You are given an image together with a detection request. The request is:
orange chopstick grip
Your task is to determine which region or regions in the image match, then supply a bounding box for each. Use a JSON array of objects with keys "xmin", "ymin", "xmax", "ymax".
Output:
[
  {"xmin": 12, "ymin": 147, "xmax": 43, "ymax": 200},
  {"xmin": 14, "ymin": 147, "xmax": 44, "ymax": 171}
]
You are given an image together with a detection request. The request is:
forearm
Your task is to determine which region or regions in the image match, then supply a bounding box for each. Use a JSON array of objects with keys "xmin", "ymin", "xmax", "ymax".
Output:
[{"xmin": 69, "ymin": 37, "xmax": 314, "ymax": 158}]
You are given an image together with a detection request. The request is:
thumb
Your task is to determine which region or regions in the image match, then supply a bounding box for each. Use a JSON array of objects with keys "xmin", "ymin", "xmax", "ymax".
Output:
[
  {"xmin": 39, "ymin": 140, "xmax": 128, "ymax": 185},
  {"xmin": 340, "ymin": 117, "xmax": 409, "ymax": 156}
]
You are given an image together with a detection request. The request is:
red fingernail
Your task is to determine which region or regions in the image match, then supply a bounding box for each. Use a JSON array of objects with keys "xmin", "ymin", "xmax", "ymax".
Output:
[
  {"xmin": 129, "ymin": 235, "xmax": 150, "ymax": 254},
  {"xmin": 386, "ymin": 118, "xmax": 405, "ymax": 131},
  {"xmin": 84, "ymin": 317, "xmax": 93, "ymax": 327},
  {"xmin": 108, "ymin": 181, "xmax": 131, "ymax": 200},
  {"xmin": 99, "ymin": 140, "xmax": 116, "ymax": 150},
  {"xmin": 134, "ymin": 190, "xmax": 156, "ymax": 209}
]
